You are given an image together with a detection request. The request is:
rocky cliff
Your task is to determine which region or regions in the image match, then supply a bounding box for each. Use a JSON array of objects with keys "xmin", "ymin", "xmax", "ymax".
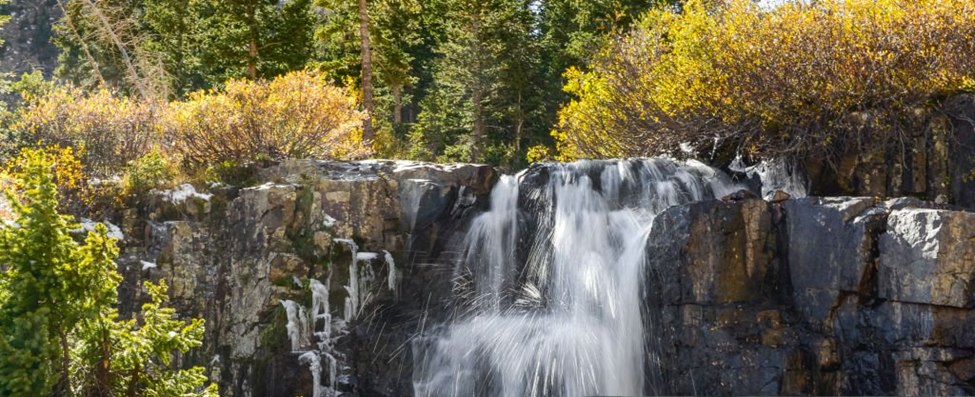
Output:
[
  {"xmin": 644, "ymin": 195, "xmax": 975, "ymax": 395},
  {"xmin": 113, "ymin": 160, "xmax": 497, "ymax": 397},
  {"xmin": 109, "ymin": 159, "xmax": 975, "ymax": 396}
]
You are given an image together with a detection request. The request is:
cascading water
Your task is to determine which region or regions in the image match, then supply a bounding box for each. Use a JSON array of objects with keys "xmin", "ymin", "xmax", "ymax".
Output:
[{"xmin": 413, "ymin": 158, "xmax": 744, "ymax": 397}]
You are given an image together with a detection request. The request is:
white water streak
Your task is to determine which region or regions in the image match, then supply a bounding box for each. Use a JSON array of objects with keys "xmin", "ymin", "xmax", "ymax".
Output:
[{"xmin": 414, "ymin": 158, "xmax": 744, "ymax": 397}]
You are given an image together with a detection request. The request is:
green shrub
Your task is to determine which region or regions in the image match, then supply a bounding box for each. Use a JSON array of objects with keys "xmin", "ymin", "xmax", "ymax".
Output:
[
  {"xmin": 123, "ymin": 151, "xmax": 175, "ymax": 197},
  {"xmin": 0, "ymin": 148, "xmax": 216, "ymax": 397},
  {"xmin": 555, "ymin": 0, "xmax": 975, "ymax": 162}
]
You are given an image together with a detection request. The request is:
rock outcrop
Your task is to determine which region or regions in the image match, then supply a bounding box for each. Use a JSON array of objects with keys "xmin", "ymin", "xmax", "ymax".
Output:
[
  {"xmin": 799, "ymin": 94, "xmax": 975, "ymax": 209},
  {"xmin": 106, "ymin": 159, "xmax": 975, "ymax": 397},
  {"xmin": 644, "ymin": 195, "xmax": 975, "ymax": 396},
  {"xmin": 114, "ymin": 160, "xmax": 498, "ymax": 397}
]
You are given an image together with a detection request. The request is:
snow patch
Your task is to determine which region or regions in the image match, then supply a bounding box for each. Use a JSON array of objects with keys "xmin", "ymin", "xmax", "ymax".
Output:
[
  {"xmin": 322, "ymin": 212, "xmax": 337, "ymax": 227},
  {"xmin": 76, "ymin": 219, "xmax": 125, "ymax": 240},
  {"xmin": 160, "ymin": 184, "xmax": 212, "ymax": 203},
  {"xmin": 355, "ymin": 252, "xmax": 379, "ymax": 261},
  {"xmin": 141, "ymin": 261, "xmax": 157, "ymax": 271}
]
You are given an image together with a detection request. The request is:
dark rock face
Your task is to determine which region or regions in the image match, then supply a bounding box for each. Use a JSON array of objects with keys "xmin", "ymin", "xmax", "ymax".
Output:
[
  {"xmin": 110, "ymin": 158, "xmax": 975, "ymax": 397},
  {"xmin": 114, "ymin": 160, "xmax": 498, "ymax": 397},
  {"xmin": 802, "ymin": 94, "xmax": 975, "ymax": 209},
  {"xmin": 0, "ymin": 0, "xmax": 60, "ymax": 78},
  {"xmin": 645, "ymin": 196, "xmax": 975, "ymax": 396}
]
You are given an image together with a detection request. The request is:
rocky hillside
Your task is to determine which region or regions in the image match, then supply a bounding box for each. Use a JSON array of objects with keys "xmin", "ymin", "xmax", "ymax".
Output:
[{"xmin": 106, "ymin": 158, "xmax": 975, "ymax": 397}]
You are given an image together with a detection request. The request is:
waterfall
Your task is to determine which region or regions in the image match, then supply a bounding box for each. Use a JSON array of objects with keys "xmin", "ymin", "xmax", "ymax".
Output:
[{"xmin": 413, "ymin": 158, "xmax": 743, "ymax": 397}]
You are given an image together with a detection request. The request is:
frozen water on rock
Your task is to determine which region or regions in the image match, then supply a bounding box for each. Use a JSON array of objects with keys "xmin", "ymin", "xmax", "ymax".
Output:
[
  {"xmin": 384, "ymin": 250, "xmax": 396, "ymax": 294},
  {"xmin": 731, "ymin": 156, "xmax": 808, "ymax": 198},
  {"xmin": 76, "ymin": 219, "xmax": 124, "ymax": 240},
  {"xmin": 355, "ymin": 252, "xmax": 380, "ymax": 261},
  {"xmin": 282, "ymin": 300, "xmax": 310, "ymax": 352},
  {"xmin": 413, "ymin": 158, "xmax": 746, "ymax": 397},
  {"xmin": 160, "ymin": 183, "xmax": 212, "ymax": 203},
  {"xmin": 299, "ymin": 351, "xmax": 325, "ymax": 397}
]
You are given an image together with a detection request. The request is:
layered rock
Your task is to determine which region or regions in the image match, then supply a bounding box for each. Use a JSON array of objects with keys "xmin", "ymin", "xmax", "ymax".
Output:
[
  {"xmin": 644, "ymin": 195, "xmax": 975, "ymax": 396},
  {"xmin": 105, "ymin": 157, "xmax": 975, "ymax": 397},
  {"xmin": 799, "ymin": 94, "xmax": 975, "ymax": 209},
  {"xmin": 114, "ymin": 160, "xmax": 498, "ymax": 397}
]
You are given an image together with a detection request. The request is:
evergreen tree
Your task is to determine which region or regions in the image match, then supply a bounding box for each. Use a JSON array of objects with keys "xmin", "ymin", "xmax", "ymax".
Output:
[
  {"xmin": 316, "ymin": 0, "xmax": 425, "ymax": 149},
  {"xmin": 0, "ymin": 149, "xmax": 215, "ymax": 397},
  {"xmin": 410, "ymin": 0, "xmax": 538, "ymax": 164},
  {"xmin": 52, "ymin": 0, "xmax": 147, "ymax": 94},
  {"xmin": 197, "ymin": 0, "xmax": 317, "ymax": 84},
  {"xmin": 0, "ymin": 148, "xmax": 118, "ymax": 396},
  {"xmin": 72, "ymin": 280, "xmax": 216, "ymax": 397},
  {"xmin": 142, "ymin": 0, "xmax": 206, "ymax": 97}
]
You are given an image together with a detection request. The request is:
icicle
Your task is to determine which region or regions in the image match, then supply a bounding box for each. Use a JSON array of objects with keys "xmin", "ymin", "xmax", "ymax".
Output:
[
  {"xmin": 383, "ymin": 249, "xmax": 396, "ymax": 295},
  {"xmin": 334, "ymin": 239, "xmax": 359, "ymax": 321},
  {"xmin": 310, "ymin": 279, "xmax": 331, "ymax": 350},
  {"xmin": 299, "ymin": 351, "xmax": 323, "ymax": 397},
  {"xmin": 281, "ymin": 300, "xmax": 310, "ymax": 351}
]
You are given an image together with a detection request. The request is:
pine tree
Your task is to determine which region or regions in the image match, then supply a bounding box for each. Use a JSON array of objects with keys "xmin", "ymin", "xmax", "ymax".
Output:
[
  {"xmin": 52, "ymin": 0, "xmax": 153, "ymax": 97},
  {"xmin": 197, "ymin": 0, "xmax": 317, "ymax": 84},
  {"xmin": 316, "ymin": 0, "xmax": 425, "ymax": 148},
  {"xmin": 0, "ymin": 148, "xmax": 117, "ymax": 396},
  {"xmin": 0, "ymin": 149, "xmax": 216, "ymax": 397},
  {"xmin": 411, "ymin": 0, "xmax": 538, "ymax": 164},
  {"xmin": 142, "ymin": 0, "xmax": 206, "ymax": 97},
  {"xmin": 72, "ymin": 280, "xmax": 216, "ymax": 397}
]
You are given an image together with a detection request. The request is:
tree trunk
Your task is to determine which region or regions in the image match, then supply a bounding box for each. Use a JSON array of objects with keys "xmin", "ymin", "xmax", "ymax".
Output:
[
  {"xmin": 358, "ymin": 0, "xmax": 375, "ymax": 143},
  {"xmin": 471, "ymin": 10, "xmax": 484, "ymax": 162},
  {"xmin": 392, "ymin": 84, "xmax": 403, "ymax": 124},
  {"xmin": 247, "ymin": 2, "xmax": 258, "ymax": 80},
  {"xmin": 56, "ymin": 0, "xmax": 107, "ymax": 88},
  {"xmin": 473, "ymin": 88, "xmax": 484, "ymax": 161},
  {"xmin": 515, "ymin": 100, "xmax": 524, "ymax": 154},
  {"xmin": 54, "ymin": 328, "xmax": 70, "ymax": 395},
  {"xmin": 248, "ymin": 38, "xmax": 258, "ymax": 80},
  {"xmin": 127, "ymin": 362, "xmax": 141, "ymax": 397},
  {"xmin": 96, "ymin": 325, "xmax": 112, "ymax": 396},
  {"xmin": 82, "ymin": 0, "xmax": 147, "ymax": 98}
]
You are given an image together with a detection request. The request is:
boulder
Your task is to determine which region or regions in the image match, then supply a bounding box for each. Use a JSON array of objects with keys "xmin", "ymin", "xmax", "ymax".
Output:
[
  {"xmin": 784, "ymin": 197, "xmax": 885, "ymax": 326},
  {"xmin": 879, "ymin": 209, "xmax": 975, "ymax": 308}
]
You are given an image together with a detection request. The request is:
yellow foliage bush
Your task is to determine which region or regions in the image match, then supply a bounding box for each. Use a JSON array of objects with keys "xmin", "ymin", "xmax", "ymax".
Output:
[
  {"xmin": 555, "ymin": 0, "xmax": 975, "ymax": 161},
  {"xmin": 1, "ymin": 146, "xmax": 121, "ymax": 217},
  {"xmin": 163, "ymin": 70, "xmax": 369, "ymax": 165},
  {"xmin": 15, "ymin": 88, "xmax": 157, "ymax": 174}
]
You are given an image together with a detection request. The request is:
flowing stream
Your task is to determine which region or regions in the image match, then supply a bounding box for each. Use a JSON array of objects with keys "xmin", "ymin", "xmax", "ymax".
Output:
[{"xmin": 412, "ymin": 159, "xmax": 744, "ymax": 397}]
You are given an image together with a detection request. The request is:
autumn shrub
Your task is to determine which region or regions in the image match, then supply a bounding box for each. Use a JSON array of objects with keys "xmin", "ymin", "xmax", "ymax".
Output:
[
  {"xmin": 554, "ymin": 0, "xmax": 975, "ymax": 163},
  {"xmin": 14, "ymin": 87, "xmax": 157, "ymax": 174},
  {"xmin": 2, "ymin": 146, "xmax": 120, "ymax": 218},
  {"xmin": 163, "ymin": 70, "xmax": 369, "ymax": 166}
]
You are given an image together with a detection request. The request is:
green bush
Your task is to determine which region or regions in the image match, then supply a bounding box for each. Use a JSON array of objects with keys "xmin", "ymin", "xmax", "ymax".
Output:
[
  {"xmin": 0, "ymin": 148, "xmax": 216, "ymax": 397},
  {"xmin": 123, "ymin": 151, "xmax": 175, "ymax": 197}
]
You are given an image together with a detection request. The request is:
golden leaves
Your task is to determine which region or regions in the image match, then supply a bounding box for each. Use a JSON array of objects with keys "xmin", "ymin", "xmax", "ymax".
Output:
[{"xmin": 554, "ymin": 0, "xmax": 975, "ymax": 160}]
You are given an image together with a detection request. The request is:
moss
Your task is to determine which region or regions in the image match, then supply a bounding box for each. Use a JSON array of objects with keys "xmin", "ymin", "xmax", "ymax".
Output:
[
  {"xmin": 271, "ymin": 276, "xmax": 294, "ymax": 288},
  {"xmin": 259, "ymin": 305, "xmax": 289, "ymax": 349},
  {"xmin": 208, "ymin": 194, "xmax": 229, "ymax": 221}
]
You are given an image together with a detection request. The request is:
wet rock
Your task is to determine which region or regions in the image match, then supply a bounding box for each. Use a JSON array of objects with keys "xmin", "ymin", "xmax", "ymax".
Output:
[
  {"xmin": 765, "ymin": 190, "xmax": 791, "ymax": 203},
  {"xmin": 114, "ymin": 160, "xmax": 499, "ymax": 397},
  {"xmin": 107, "ymin": 156, "xmax": 975, "ymax": 397},
  {"xmin": 721, "ymin": 188, "xmax": 759, "ymax": 202},
  {"xmin": 644, "ymin": 198, "xmax": 795, "ymax": 395}
]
